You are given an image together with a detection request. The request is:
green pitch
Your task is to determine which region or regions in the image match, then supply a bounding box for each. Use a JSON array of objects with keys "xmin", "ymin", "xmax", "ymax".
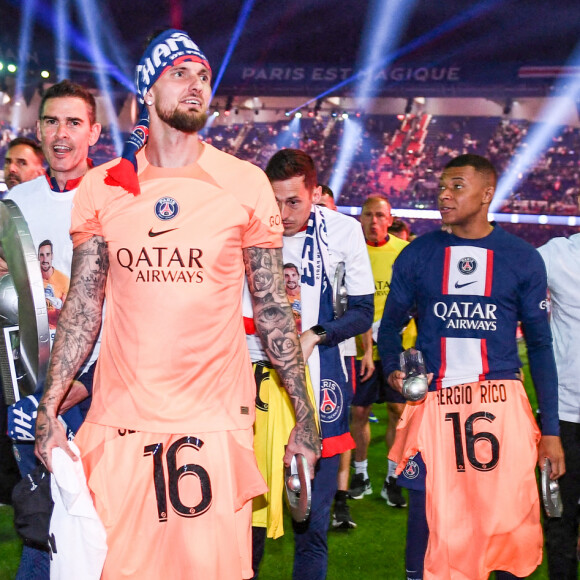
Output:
[{"xmin": 0, "ymin": 342, "xmax": 550, "ymax": 578}]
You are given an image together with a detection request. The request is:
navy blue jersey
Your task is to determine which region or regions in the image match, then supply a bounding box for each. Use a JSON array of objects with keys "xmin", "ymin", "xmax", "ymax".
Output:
[{"xmin": 378, "ymin": 225, "xmax": 559, "ymax": 435}]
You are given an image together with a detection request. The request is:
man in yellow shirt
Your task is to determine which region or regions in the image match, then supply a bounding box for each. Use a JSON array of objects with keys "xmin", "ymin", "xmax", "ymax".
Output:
[{"xmin": 349, "ymin": 195, "xmax": 415, "ymax": 507}]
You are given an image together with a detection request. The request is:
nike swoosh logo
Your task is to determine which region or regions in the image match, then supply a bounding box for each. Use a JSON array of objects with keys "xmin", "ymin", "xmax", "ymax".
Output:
[
  {"xmin": 148, "ymin": 228, "xmax": 178, "ymax": 237},
  {"xmin": 454, "ymin": 280, "xmax": 476, "ymax": 289}
]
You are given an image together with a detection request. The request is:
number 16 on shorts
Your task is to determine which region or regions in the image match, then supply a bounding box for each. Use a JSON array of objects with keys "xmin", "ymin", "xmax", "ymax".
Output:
[{"xmin": 144, "ymin": 436, "xmax": 213, "ymax": 521}]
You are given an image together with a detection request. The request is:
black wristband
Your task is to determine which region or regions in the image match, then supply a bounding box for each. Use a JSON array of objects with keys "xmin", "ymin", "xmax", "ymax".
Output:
[{"xmin": 310, "ymin": 324, "xmax": 327, "ymax": 344}]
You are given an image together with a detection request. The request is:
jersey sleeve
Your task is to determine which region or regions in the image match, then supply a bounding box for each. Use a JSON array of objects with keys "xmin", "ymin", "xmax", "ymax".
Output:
[
  {"xmin": 70, "ymin": 171, "xmax": 105, "ymax": 248},
  {"xmin": 321, "ymin": 217, "xmax": 374, "ymax": 346},
  {"xmin": 343, "ymin": 221, "xmax": 375, "ymax": 296},
  {"xmin": 377, "ymin": 246, "xmax": 417, "ymax": 375},
  {"xmin": 518, "ymin": 248, "xmax": 559, "ymax": 435},
  {"xmin": 241, "ymin": 170, "xmax": 283, "ymax": 249},
  {"xmin": 536, "ymin": 241, "xmax": 552, "ymax": 277}
]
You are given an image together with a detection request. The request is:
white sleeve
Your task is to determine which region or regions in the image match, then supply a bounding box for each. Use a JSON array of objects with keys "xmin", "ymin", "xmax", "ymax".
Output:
[{"xmin": 344, "ymin": 220, "xmax": 375, "ymax": 296}]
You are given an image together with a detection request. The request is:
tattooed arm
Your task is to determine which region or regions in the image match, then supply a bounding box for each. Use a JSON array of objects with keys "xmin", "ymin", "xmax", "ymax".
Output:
[
  {"xmin": 243, "ymin": 246, "xmax": 321, "ymax": 474},
  {"xmin": 35, "ymin": 236, "xmax": 108, "ymax": 471}
]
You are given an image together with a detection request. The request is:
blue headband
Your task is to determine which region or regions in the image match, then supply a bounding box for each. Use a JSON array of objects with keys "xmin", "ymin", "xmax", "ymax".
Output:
[{"xmin": 105, "ymin": 29, "xmax": 211, "ymax": 195}]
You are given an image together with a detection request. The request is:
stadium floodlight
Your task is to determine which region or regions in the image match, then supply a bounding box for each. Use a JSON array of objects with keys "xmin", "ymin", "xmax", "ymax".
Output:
[
  {"xmin": 330, "ymin": 0, "xmax": 417, "ymax": 198},
  {"xmin": 284, "ymin": 0, "xmax": 504, "ymax": 119},
  {"xmin": 211, "ymin": 0, "xmax": 256, "ymax": 99},
  {"xmin": 329, "ymin": 117, "xmax": 362, "ymax": 196},
  {"xmin": 77, "ymin": 0, "xmax": 123, "ymax": 154},
  {"xmin": 10, "ymin": 0, "xmax": 35, "ymax": 130},
  {"xmin": 56, "ymin": 0, "xmax": 69, "ymax": 80},
  {"xmin": 492, "ymin": 39, "xmax": 580, "ymax": 213},
  {"xmin": 200, "ymin": 108, "xmax": 218, "ymax": 136},
  {"xmin": 224, "ymin": 96, "xmax": 234, "ymax": 117},
  {"xmin": 334, "ymin": 206, "xmax": 580, "ymax": 228},
  {"xmin": 13, "ymin": 0, "xmax": 132, "ymax": 91},
  {"xmin": 275, "ymin": 115, "xmax": 301, "ymax": 149}
]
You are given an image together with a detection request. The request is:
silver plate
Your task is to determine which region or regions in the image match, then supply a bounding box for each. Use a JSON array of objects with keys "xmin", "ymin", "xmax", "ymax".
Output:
[
  {"xmin": 402, "ymin": 375, "xmax": 428, "ymax": 402},
  {"xmin": 541, "ymin": 458, "xmax": 563, "ymax": 518},
  {"xmin": 332, "ymin": 261, "xmax": 348, "ymax": 318},
  {"xmin": 0, "ymin": 200, "xmax": 50, "ymax": 402},
  {"xmin": 284, "ymin": 453, "xmax": 312, "ymax": 522}
]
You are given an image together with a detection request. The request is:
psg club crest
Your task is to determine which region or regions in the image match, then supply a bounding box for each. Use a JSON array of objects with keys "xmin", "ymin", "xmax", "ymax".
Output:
[
  {"xmin": 319, "ymin": 379, "xmax": 343, "ymax": 423},
  {"xmin": 458, "ymin": 256, "xmax": 477, "ymax": 275},
  {"xmin": 154, "ymin": 197, "xmax": 180, "ymax": 221},
  {"xmin": 402, "ymin": 456, "xmax": 420, "ymax": 480}
]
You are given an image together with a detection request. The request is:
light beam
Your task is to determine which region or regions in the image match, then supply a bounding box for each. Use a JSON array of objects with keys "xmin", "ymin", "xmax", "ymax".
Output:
[
  {"xmin": 331, "ymin": 0, "xmax": 418, "ymax": 197},
  {"xmin": 286, "ymin": 0, "xmax": 505, "ymax": 117},
  {"xmin": 211, "ymin": 0, "xmax": 256, "ymax": 99},
  {"xmin": 11, "ymin": 0, "xmax": 37, "ymax": 130},
  {"xmin": 55, "ymin": 0, "xmax": 69, "ymax": 81},
  {"xmin": 492, "ymin": 40, "xmax": 580, "ymax": 212},
  {"xmin": 75, "ymin": 0, "xmax": 123, "ymax": 153}
]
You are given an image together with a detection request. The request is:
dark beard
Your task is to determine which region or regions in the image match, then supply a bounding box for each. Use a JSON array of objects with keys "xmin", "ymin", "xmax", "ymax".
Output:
[{"xmin": 157, "ymin": 106, "xmax": 208, "ymax": 133}]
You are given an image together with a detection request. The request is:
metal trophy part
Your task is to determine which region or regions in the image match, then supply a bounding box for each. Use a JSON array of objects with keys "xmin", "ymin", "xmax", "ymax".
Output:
[
  {"xmin": 0, "ymin": 200, "xmax": 50, "ymax": 404},
  {"xmin": 400, "ymin": 348, "xmax": 428, "ymax": 402},
  {"xmin": 332, "ymin": 261, "xmax": 348, "ymax": 318},
  {"xmin": 284, "ymin": 453, "xmax": 312, "ymax": 522},
  {"xmin": 541, "ymin": 458, "xmax": 563, "ymax": 518}
]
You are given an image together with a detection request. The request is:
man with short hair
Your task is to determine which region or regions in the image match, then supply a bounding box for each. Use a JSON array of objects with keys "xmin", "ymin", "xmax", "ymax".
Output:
[
  {"xmin": 284, "ymin": 262, "xmax": 302, "ymax": 331},
  {"xmin": 248, "ymin": 149, "xmax": 374, "ymax": 579},
  {"xmin": 349, "ymin": 194, "xmax": 414, "ymax": 507},
  {"xmin": 538, "ymin": 234, "xmax": 580, "ymax": 580},
  {"xmin": 4, "ymin": 78, "xmax": 101, "ymax": 580},
  {"xmin": 2, "ymin": 137, "xmax": 44, "ymax": 193},
  {"xmin": 38, "ymin": 240, "xmax": 69, "ymax": 328},
  {"xmin": 34, "ymin": 30, "xmax": 319, "ymax": 580},
  {"xmin": 317, "ymin": 184, "xmax": 337, "ymax": 210},
  {"xmin": 388, "ymin": 218, "xmax": 411, "ymax": 241},
  {"xmin": 379, "ymin": 154, "xmax": 564, "ymax": 579}
]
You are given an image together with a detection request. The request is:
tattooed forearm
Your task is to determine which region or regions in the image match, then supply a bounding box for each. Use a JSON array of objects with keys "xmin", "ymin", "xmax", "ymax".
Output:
[
  {"xmin": 35, "ymin": 236, "xmax": 108, "ymax": 469},
  {"xmin": 42, "ymin": 235, "xmax": 108, "ymax": 413},
  {"xmin": 244, "ymin": 247, "xmax": 317, "ymax": 431}
]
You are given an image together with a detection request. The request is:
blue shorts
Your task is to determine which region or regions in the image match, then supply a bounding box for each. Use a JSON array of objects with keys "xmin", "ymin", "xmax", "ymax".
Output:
[
  {"xmin": 351, "ymin": 359, "xmax": 406, "ymax": 406},
  {"xmin": 397, "ymin": 452, "xmax": 426, "ymax": 491}
]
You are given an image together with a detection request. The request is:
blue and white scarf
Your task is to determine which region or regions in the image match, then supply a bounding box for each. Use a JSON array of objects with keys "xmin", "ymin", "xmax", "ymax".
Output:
[{"xmin": 300, "ymin": 206, "xmax": 353, "ymax": 456}]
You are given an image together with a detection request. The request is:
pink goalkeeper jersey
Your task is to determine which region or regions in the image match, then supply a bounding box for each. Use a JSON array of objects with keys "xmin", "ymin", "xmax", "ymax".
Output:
[
  {"xmin": 390, "ymin": 379, "xmax": 542, "ymax": 579},
  {"xmin": 70, "ymin": 144, "xmax": 283, "ymax": 434}
]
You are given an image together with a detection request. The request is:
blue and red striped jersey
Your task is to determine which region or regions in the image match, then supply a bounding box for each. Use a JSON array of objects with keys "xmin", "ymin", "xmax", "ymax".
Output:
[{"xmin": 378, "ymin": 225, "xmax": 559, "ymax": 435}]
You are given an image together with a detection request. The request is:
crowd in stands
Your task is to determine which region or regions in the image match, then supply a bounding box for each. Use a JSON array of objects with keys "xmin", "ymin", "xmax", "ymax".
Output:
[
  {"xmin": 400, "ymin": 218, "xmax": 578, "ymax": 249},
  {"xmin": 203, "ymin": 114, "xmax": 580, "ymax": 221},
  {"xmin": 2, "ymin": 114, "xmax": 579, "ymax": 248}
]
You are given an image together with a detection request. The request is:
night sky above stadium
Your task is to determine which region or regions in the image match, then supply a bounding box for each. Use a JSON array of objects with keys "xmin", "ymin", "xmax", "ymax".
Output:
[{"xmin": 1, "ymin": 0, "xmax": 579, "ymax": 75}]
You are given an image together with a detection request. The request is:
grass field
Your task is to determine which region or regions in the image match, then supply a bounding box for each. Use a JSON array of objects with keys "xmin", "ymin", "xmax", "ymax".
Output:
[{"xmin": 0, "ymin": 343, "xmax": 550, "ymax": 578}]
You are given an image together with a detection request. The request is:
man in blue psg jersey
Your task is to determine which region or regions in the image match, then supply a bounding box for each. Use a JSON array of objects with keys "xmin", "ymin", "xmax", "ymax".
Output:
[{"xmin": 378, "ymin": 154, "xmax": 565, "ymax": 580}]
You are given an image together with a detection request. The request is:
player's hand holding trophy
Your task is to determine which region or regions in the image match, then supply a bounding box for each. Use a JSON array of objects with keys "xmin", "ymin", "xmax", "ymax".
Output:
[{"xmin": 400, "ymin": 348, "xmax": 428, "ymax": 402}]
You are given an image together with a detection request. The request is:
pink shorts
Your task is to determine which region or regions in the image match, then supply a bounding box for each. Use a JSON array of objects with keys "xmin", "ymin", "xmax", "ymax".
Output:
[
  {"xmin": 390, "ymin": 380, "xmax": 542, "ymax": 579},
  {"xmin": 75, "ymin": 422, "xmax": 267, "ymax": 580}
]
